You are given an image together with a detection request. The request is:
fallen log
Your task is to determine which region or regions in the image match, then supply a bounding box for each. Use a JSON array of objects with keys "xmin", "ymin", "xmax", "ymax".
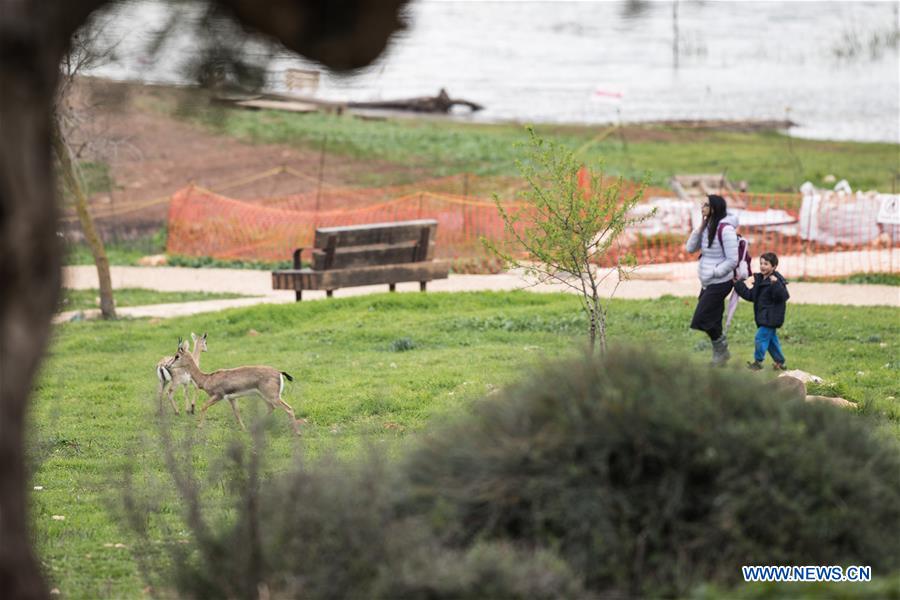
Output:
[{"xmin": 348, "ymin": 88, "xmax": 483, "ymax": 113}]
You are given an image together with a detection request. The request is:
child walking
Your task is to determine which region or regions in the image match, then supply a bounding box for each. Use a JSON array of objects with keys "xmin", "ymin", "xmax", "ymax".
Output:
[{"xmin": 734, "ymin": 252, "xmax": 790, "ymax": 370}]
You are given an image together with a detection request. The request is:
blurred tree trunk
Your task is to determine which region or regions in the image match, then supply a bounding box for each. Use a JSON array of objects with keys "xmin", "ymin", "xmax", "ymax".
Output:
[
  {"xmin": 0, "ymin": 3, "xmax": 73, "ymax": 597},
  {"xmin": 52, "ymin": 123, "xmax": 116, "ymax": 318},
  {"xmin": 0, "ymin": 1, "xmax": 408, "ymax": 597}
]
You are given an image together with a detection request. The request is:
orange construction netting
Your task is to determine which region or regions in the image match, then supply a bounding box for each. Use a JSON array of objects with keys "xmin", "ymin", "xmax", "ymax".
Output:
[{"xmin": 166, "ymin": 173, "xmax": 899, "ymax": 273}]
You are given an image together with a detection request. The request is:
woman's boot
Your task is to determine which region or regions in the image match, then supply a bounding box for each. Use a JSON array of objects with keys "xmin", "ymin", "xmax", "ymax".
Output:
[{"xmin": 711, "ymin": 334, "xmax": 731, "ymax": 366}]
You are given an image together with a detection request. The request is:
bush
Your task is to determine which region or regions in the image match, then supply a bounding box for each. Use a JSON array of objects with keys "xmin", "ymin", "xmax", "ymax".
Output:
[
  {"xmin": 131, "ymin": 441, "xmax": 585, "ymax": 599},
  {"xmin": 389, "ymin": 337, "xmax": 416, "ymax": 352},
  {"xmin": 403, "ymin": 346, "xmax": 900, "ymax": 597},
  {"xmin": 373, "ymin": 542, "xmax": 588, "ymax": 600}
]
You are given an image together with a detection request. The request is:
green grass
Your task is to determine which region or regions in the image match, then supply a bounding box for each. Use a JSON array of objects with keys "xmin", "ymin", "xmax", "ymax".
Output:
[
  {"xmin": 64, "ymin": 228, "xmax": 167, "ymax": 267},
  {"xmin": 191, "ymin": 108, "xmax": 900, "ymax": 192},
  {"xmin": 795, "ymin": 272, "xmax": 900, "ymax": 286},
  {"xmin": 60, "ymin": 288, "xmax": 250, "ymax": 312},
  {"xmin": 30, "ymin": 293, "xmax": 900, "ymax": 597},
  {"xmin": 166, "ymin": 254, "xmax": 293, "ymax": 270}
]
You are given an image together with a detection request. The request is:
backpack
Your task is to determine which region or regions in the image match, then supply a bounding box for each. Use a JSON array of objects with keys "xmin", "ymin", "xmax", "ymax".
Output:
[
  {"xmin": 717, "ymin": 221, "xmax": 752, "ymax": 280},
  {"xmin": 716, "ymin": 222, "xmax": 752, "ymax": 335}
]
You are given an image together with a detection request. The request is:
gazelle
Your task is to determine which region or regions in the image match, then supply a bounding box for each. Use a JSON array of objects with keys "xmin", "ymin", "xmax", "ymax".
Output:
[
  {"xmin": 156, "ymin": 332, "xmax": 208, "ymax": 415},
  {"xmin": 165, "ymin": 340, "xmax": 301, "ymax": 435}
]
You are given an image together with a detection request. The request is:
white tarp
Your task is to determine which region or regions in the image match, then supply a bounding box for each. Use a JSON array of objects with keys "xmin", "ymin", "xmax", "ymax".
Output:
[
  {"xmin": 877, "ymin": 194, "xmax": 900, "ymax": 242},
  {"xmin": 799, "ymin": 181, "xmax": 885, "ymax": 246},
  {"xmin": 628, "ymin": 197, "xmax": 696, "ymax": 236},
  {"xmin": 627, "ymin": 186, "xmax": 895, "ymax": 247},
  {"xmin": 627, "ymin": 197, "xmax": 796, "ymax": 238}
]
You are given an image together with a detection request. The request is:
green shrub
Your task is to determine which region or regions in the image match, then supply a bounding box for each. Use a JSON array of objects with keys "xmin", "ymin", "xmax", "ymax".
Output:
[
  {"xmin": 403, "ymin": 346, "xmax": 900, "ymax": 597},
  {"xmin": 372, "ymin": 542, "xmax": 588, "ymax": 600},
  {"xmin": 131, "ymin": 440, "xmax": 584, "ymax": 599},
  {"xmin": 165, "ymin": 254, "xmax": 293, "ymax": 270},
  {"xmin": 389, "ymin": 337, "xmax": 416, "ymax": 352}
]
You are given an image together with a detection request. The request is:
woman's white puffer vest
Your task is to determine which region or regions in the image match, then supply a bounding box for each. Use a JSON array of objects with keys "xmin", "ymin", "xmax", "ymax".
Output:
[{"xmin": 685, "ymin": 213, "xmax": 739, "ymax": 288}]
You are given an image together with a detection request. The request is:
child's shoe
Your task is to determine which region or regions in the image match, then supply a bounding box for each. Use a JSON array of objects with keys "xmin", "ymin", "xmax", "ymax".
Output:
[
  {"xmin": 747, "ymin": 361, "xmax": 763, "ymax": 371},
  {"xmin": 772, "ymin": 362, "xmax": 786, "ymax": 371}
]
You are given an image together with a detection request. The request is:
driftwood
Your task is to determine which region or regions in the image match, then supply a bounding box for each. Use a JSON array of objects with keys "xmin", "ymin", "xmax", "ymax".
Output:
[{"xmin": 348, "ymin": 88, "xmax": 483, "ymax": 113}]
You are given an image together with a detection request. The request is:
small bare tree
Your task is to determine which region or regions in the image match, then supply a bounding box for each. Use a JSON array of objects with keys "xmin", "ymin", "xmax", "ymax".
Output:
[
  {"xmin": 485, "ymin": 128, "xmax": 652, "ymax": 354},
  {"xmin": 54, "ymin": 21, "xmax": 119, "ymax": 318}
]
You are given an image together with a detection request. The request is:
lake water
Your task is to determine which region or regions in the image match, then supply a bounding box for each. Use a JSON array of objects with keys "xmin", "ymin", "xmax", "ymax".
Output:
[{"xmin": 89, "ymin": 0, "xmax": 900, "ymax": 143}]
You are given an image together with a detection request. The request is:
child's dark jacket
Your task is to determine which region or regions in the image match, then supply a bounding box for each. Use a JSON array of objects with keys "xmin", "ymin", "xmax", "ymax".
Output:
[{"xmin": 734, "ymin": 272, "xmax": 790, "ymax": 328}]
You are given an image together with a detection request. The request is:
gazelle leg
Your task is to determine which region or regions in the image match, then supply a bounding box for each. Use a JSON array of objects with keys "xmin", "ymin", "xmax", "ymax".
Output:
[
  {"xmin": 277, "ymin": 398, "xmax": 301, "ymax": 435},
  {"xmin": 198, "ymin": 395, "xmax": 221, "ymax": 429},
  {"xmin": 228, "ymin": 398, "xmax": 247, "ymax": 431},
  {"xmin": 185, "ymin": 385, "xmax": 196, "ymax": 415},
  {"xmin": 156, "ymin": 381, "xmax": 167, "ymax": 414},
  {"xmin": 167, "ymin": 383, "xmax": 179, "ymax": 415}
]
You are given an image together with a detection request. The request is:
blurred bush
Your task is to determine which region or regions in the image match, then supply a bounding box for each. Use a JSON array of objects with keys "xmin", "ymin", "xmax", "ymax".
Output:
[
  {"xmin": 404, "ymin": 347, "xmax": 900, "ymax": 596},
  {"xmin": 128, "ymin": 347, "xmax": 900, "ymax": 598}
]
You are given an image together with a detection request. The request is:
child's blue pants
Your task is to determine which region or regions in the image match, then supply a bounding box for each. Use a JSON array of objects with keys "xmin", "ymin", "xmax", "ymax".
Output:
[{"xmin": 755, "ymin": 326, "xmax": 786, "ymax": 364}]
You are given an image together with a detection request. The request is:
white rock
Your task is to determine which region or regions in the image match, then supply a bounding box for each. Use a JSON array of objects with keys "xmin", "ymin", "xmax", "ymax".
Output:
[
  {"xmin": 779, "ymin": 370, "xmax": 823, "ymax": 384},
  {"xmin": 137, "ymin": 254, "xmax": 168, "ymax": 267}
]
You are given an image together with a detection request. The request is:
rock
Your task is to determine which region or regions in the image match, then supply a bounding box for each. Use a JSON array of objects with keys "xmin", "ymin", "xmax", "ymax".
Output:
[
  {"xmin": 767, "ymin": 375, "xmax": 806, "ymax": 401},
  {"xmin": 768, "ymin": 373, "xmax": 856, "ymax": 409},
  {"xmin": 779, "ymin": 369, "xmax": 823, "ymax": 384},
  {"xmin": 247, "ymin": 329, "xmax": 260, "ymax": 336},
  {"xmin": 805, "ymin": 395, "xmax": 856, "ymax": 409},
  {"xmin": 138, "ymin": 254, "xmax": 168, "ymax": 267}
]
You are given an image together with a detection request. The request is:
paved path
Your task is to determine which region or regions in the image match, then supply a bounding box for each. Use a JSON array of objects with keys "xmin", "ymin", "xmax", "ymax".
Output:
[{"xmin": 55, "ymin": 262, "xmax": 899, "ymax": 323}]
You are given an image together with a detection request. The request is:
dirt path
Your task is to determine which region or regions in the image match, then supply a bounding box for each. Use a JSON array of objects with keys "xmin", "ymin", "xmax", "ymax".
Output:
[{"xmin": 56, "ymin": 263, "xmax": 899, "ymax": 323}]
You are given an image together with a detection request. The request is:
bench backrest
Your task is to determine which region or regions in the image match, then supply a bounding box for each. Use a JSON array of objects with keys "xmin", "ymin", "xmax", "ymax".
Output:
[{"xmin": 299, "ymin": 220, "xmax": 438, "ymax": 271}]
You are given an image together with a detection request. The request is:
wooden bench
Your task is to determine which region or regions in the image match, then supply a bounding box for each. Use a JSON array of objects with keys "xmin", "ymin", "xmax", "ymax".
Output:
[{"xmin": 271, "ymin": 219, "xmax": 449, "ymax": 301}]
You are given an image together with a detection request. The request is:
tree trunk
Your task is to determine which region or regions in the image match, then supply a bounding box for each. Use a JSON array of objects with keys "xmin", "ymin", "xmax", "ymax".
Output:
[
  {"xmin": 52, "ymin": 123, "xmax": 116, "ymax": 318},
  {"xmin": 590, "ymin": 294, "xmax": 606, "ymax": 356},
  {"xmin": 0, "ymin": 7, "xmax": 67, "ymax": 599},
  {"xmin": 0, "ymin": 1, "xmax": 408, "ymax": 597}
]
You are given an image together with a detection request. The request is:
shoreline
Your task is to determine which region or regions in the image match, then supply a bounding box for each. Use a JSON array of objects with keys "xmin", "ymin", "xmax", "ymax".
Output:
[{"xmin": 83, "ymin": 76, "xmax": 898, "ymax": 146}]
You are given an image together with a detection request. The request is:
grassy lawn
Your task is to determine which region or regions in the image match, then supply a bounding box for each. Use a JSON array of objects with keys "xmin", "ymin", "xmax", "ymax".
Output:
[
  {"xmin": 30, "ymin": 292, "xmax": 899, "ymax": 597},
  {"xmin": 60, "ymin": 288, "xmax": 250, "ymax": 312},
  {"xmin": 65, "ymin": 230, "xmax": 167, "ymax": 267},
  {"xmin": 192, "ymin": 108, "xmax": 900, "ymax": 192},
  {"xmin": 795, "ymin": 272, "xmax": 900, "ymax": 286}
]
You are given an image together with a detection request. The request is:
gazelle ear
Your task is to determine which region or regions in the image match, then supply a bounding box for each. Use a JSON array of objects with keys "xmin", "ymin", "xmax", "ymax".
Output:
[
  {"xmin": 202, "ymin": 332, "xmax": 207, "ymax": 340},
  {"xmin": 190, "ymin": 332, "xmax": 197, "ymax": 341}
]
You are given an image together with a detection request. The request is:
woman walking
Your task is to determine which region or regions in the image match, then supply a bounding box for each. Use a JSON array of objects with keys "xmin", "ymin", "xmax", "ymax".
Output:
[{"xmin": 685, "ymin": 194, "xmax": 739, "ymax": 366}]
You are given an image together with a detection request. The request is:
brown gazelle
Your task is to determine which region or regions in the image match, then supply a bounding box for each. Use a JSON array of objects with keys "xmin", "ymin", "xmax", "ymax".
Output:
[
  {"xmin": 156, "ymin": 332, "xmax": 208, "ymax": 415},
  {"xmin": 166, "ymin": 339, "xmax": 301, "ymax": 435}
]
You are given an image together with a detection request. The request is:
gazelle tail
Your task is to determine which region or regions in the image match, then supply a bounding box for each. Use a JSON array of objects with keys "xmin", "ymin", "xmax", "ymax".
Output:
[{"xmin": 157, "ymin": 365, "xmax": 172, "ymax": 383}]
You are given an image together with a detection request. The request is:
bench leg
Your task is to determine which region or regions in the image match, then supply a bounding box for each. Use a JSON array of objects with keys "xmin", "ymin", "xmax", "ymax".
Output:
[
  {"xmin": 420, "ymin": 281, "xmax": 427, "ymax": 292},
  {"xmin": 326, "ymin": 290, "xmax": 334, "ymax": 298},
  {"xmin": 295, "ymin": 290, "xmax": 302, "ymax": 302},
  {"xmin": 389, "ymin": 283, "xmax": 396, "ymax": 293}
]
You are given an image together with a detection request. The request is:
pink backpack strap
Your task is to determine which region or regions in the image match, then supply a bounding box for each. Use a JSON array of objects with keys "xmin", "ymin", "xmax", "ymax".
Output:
[{"xmin": 716, "ymin": 221, "xmax": 733, "ymax": 248}]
